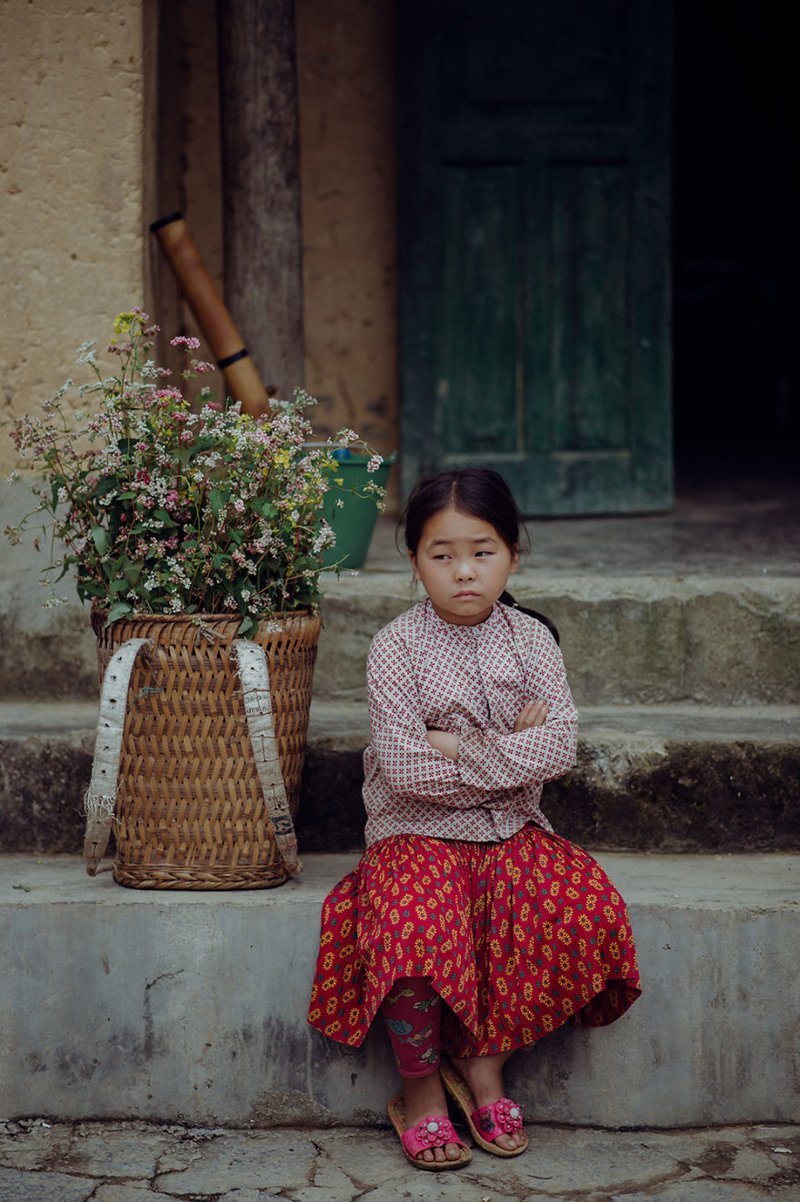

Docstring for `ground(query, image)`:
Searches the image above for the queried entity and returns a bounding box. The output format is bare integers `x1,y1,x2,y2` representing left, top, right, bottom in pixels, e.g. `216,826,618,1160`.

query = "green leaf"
90,525,109,555
54,558,74,584
187,435,217,457
237,614,257,638
153,508,178,527
94,475,119,499
109,579,129,595
250,498,277,519
105,601,133,625
78,580,105,599
124,562,143,586
210,487,229,515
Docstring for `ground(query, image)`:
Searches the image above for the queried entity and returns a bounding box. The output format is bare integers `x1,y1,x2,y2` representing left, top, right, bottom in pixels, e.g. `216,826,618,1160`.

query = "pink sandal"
441,1062,529,1158
387,1094,472,1171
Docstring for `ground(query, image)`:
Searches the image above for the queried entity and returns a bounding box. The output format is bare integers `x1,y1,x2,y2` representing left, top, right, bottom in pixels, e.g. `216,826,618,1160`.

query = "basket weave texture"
91,609,320,890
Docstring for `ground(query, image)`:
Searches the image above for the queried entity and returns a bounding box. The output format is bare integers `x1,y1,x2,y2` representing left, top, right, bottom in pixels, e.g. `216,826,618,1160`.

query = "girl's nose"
455,558,476,580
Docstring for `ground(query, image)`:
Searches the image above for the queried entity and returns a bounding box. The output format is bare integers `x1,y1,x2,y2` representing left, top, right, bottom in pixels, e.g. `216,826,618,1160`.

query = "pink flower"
170,335,201,351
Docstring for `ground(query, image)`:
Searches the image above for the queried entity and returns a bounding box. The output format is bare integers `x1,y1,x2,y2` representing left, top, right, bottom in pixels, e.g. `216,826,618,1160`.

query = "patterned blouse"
362,598,578,846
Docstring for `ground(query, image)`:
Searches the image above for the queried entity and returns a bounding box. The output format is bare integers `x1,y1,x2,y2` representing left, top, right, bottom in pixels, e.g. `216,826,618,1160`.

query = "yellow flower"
112,312,136,335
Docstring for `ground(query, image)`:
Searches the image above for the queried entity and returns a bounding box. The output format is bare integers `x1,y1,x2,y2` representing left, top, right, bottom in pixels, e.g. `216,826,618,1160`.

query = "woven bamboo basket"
88,609,320,890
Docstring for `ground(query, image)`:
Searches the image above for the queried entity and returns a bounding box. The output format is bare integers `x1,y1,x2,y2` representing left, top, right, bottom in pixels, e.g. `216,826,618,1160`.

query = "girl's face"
409,505,518,625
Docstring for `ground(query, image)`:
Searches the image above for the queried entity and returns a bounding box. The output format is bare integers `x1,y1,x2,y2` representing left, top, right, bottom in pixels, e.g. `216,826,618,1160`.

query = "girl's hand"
514,701,549,732
426,729,460,760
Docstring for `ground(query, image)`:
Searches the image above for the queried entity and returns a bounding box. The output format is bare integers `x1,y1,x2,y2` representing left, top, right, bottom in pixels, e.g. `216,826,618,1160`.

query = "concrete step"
2,700,798,855
313,572,800,705
1,851,797,1129
299,699,800,855
4,478,800,705
6,578,800,707
2,569,799,706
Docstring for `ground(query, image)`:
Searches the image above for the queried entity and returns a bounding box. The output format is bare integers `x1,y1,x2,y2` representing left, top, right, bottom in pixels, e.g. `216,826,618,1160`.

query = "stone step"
1,851,797,1129
299,700,800,855
2,700,798,855
4,479,800,705
313,572,800,705
3,570,799,705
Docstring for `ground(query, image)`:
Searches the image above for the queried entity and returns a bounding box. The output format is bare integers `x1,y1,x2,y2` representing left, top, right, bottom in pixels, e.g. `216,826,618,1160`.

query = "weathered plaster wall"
296,0,399,459
1,0,146,473
177,0,399,459
0,1,398,478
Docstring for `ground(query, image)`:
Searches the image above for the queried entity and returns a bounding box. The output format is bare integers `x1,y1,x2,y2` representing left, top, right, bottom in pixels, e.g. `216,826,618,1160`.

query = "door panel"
549,164,630,453
440,165,524,456
398,0,672,514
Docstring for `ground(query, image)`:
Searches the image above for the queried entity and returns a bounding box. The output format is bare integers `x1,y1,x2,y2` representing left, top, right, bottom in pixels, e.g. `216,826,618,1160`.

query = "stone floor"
0,1119,798,1201
365,474,800,578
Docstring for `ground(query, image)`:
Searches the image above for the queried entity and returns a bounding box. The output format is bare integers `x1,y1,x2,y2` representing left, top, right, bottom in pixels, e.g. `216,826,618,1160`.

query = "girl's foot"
401,1070,465,1164
448,1051,527,1154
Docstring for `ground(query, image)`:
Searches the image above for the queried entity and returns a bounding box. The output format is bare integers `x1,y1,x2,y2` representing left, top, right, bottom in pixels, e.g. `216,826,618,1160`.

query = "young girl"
307,468,640,1170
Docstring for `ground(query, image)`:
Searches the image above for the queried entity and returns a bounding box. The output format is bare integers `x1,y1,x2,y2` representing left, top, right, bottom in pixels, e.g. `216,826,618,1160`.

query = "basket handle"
232,639,302,878
83,634,303,880
84,637,153,875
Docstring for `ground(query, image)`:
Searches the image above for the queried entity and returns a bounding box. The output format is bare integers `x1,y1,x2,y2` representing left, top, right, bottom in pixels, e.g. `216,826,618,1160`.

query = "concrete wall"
1,0,146,475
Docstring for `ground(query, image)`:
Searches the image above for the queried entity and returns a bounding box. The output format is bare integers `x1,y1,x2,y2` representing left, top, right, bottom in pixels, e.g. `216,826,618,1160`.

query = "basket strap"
84,637,153,876
232,639,302,878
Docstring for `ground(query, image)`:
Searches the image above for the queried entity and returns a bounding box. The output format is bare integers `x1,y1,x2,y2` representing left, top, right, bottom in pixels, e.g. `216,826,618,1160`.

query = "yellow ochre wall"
1,0,146,473
296,0,398,458
2,0,399,477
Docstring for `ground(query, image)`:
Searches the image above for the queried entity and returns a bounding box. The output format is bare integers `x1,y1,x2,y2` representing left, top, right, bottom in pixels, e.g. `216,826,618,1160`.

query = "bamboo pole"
150,212,270,417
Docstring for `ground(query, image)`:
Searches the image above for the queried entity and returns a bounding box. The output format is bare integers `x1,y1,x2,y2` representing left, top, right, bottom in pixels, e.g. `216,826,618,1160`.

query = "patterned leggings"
380,976,441,1078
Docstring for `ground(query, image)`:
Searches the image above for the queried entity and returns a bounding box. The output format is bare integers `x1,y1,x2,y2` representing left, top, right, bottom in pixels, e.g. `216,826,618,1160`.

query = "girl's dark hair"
399,468,560,644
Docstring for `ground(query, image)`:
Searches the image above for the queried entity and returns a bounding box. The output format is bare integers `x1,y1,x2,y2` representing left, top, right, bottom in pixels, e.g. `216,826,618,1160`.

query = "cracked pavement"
0,1120,798,1201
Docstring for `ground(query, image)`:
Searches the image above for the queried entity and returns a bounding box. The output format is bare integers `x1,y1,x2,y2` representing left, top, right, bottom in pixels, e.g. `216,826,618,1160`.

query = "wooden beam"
218,0,305,400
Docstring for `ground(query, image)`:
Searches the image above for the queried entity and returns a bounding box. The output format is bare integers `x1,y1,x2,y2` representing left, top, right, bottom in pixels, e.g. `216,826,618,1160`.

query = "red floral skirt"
307,825,641,1057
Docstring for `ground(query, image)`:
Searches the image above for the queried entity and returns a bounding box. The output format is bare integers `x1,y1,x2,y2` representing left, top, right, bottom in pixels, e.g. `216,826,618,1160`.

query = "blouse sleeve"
457,624,578,791
366,627,487,808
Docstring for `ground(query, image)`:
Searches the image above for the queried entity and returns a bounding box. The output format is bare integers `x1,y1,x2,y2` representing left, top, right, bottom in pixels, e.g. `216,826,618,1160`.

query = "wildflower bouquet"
6,310,384,636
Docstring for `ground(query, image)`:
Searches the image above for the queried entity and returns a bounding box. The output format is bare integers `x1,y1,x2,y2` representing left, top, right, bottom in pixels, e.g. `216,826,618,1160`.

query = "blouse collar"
422,597,506,639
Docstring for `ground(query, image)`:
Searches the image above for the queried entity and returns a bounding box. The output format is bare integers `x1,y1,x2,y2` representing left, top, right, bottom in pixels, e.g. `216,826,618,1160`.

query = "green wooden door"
398,0,672,513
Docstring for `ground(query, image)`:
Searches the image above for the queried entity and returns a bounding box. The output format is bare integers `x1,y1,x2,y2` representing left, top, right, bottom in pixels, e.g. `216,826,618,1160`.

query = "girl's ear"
509,544,520,575
407,549,420,580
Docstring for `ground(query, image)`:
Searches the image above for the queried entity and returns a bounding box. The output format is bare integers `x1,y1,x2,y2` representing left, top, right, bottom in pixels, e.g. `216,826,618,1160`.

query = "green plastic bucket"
321,451,397,569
